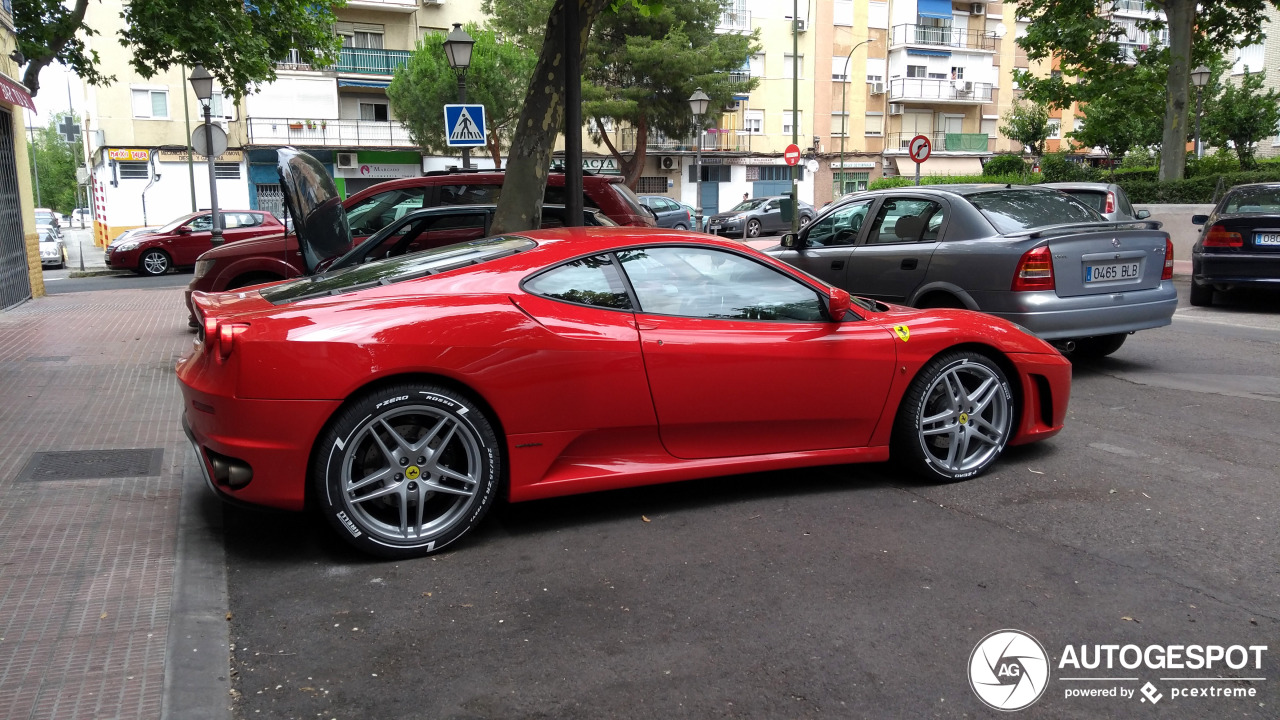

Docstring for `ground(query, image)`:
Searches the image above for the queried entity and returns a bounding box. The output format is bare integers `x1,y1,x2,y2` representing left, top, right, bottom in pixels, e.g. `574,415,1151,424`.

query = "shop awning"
892,156,985,177
337,79,391,89
917,0,956,19
0,74,36,111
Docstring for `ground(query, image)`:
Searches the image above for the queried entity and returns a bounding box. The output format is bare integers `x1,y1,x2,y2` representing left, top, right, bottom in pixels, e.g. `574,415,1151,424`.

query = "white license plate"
1256,232,1280,246
708,224,721,231
1085,261,1141,283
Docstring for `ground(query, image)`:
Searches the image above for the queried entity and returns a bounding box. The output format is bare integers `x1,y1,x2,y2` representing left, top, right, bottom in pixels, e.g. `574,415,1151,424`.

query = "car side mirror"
825,286,851,321
1191,214,1209,225
174,226,191,235
780,233,798,249
1135,209,1151,219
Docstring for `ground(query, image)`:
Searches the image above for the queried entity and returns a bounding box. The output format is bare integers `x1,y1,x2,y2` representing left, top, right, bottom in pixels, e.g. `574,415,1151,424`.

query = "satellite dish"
994,23,1007,38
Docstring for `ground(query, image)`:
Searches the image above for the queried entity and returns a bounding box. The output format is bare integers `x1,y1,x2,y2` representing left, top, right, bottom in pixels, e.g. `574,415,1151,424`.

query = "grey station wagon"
766,185,1178,358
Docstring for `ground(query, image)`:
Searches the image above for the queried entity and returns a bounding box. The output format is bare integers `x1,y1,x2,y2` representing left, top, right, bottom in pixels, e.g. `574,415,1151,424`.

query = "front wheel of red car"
892,351,1014,483
139,249,171,276
314,384,502,558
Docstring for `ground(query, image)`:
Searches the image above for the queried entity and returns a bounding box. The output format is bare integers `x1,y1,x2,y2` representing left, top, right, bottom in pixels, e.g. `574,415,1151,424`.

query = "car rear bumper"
971,282,1178,340
1193,251,1280,287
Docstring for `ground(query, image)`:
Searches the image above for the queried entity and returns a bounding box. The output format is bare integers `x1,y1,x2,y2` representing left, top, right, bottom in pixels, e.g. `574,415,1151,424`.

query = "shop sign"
108,148,150,161
336,163,420,179
155,149,245,163
582,157,620,174
830,161,878,169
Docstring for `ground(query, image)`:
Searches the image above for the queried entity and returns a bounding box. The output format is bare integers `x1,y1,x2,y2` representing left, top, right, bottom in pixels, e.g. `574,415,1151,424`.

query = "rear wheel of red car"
139,249,170,276
893,351,1014,482
314,384,502,558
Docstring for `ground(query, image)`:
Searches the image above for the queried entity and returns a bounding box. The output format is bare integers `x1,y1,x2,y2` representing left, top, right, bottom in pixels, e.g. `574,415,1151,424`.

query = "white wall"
245,74,340,120
97,159,251,228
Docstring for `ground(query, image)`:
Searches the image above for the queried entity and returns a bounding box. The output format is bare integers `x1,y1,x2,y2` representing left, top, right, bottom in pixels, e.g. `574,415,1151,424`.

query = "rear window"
261,236,536,304
968,189,1102,234
1223,188,1280,214
1061,190,1106,212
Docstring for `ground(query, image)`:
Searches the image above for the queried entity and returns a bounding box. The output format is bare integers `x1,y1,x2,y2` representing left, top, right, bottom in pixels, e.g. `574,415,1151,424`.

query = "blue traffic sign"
444,104,486,147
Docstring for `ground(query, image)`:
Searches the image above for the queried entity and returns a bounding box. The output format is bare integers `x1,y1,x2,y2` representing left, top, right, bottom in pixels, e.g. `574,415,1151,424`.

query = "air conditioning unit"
794,18,808,31
337,152,358,169
963,80,974,92
889,103,905,115
659,156,680,172
869,81,886,95
970,2,984,14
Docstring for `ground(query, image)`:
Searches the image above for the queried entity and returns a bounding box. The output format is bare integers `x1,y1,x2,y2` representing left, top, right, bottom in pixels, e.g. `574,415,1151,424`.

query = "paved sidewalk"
0,286,222,719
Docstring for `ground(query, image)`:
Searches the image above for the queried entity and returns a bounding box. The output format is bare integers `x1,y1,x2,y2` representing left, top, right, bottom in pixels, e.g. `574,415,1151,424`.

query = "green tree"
387,26,537,168
27,117,79,214
13,0,343,98
1012,0,1276,181
1000,100,1052,158
1069,58,1167,164
1202,70,1280,170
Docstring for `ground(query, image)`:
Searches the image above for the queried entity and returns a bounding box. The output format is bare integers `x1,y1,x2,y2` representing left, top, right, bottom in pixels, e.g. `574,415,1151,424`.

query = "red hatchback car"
178,149,1072,558
106,210,285,276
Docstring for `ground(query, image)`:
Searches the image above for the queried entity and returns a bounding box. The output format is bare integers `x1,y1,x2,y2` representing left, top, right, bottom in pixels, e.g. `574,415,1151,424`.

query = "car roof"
1041,182,1117,191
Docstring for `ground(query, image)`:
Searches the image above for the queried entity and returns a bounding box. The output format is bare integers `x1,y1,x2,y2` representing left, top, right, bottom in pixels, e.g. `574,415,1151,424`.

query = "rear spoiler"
1009,219,1164,241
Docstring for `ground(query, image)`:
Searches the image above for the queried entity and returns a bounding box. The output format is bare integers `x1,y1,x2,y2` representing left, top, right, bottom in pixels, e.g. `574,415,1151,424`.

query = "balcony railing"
889,78,993,103
890,24,996,51
246,117,417,148
1109,0,1152,13
717,9,751,32
885,131,991,153
729,70,751,83
616,127,751,153
335,47,411,75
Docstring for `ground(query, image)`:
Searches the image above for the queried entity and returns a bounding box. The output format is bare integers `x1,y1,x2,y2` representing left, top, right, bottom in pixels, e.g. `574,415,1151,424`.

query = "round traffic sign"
908,135,932,163
191,123,228,158
783,144,802,166
805,158,819,173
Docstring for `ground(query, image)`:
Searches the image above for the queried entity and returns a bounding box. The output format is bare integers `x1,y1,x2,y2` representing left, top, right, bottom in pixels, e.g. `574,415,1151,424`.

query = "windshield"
730,199,766,212
968,189,1101,234
1223,188,1280,214
261,236,536,304
155,212,202,234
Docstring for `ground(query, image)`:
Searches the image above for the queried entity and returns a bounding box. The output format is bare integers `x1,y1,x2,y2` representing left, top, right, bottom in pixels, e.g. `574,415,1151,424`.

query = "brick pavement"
0,286,197,720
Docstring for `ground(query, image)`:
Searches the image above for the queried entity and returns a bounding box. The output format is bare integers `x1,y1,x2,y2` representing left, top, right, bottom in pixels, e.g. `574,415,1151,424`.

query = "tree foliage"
387,26,537,168
1202,70,1280,170
27,116,80,214
1069,54,1166,162
13,0,343,98
1000,101,1052,157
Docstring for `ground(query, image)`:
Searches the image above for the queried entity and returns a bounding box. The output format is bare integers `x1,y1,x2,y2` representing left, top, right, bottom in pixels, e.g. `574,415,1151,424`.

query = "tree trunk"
487,128,503,169
1158,0,1195,182
491,0,609,235
622,120,648,190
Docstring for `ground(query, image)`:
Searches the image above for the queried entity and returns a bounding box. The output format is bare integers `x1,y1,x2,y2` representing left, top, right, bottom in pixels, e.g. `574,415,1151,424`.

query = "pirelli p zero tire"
314,384,502,558
893,351,1014,483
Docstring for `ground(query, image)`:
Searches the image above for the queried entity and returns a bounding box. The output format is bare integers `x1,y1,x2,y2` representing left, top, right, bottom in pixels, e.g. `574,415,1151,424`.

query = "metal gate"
0,108,32,310
255,183,285,224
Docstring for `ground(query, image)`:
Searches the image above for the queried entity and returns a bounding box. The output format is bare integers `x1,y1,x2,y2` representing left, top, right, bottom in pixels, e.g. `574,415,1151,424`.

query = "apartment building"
1239,4,1278,159
0,0,43,306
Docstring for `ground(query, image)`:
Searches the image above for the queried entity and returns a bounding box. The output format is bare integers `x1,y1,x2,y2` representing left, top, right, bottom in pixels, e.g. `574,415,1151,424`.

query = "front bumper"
970,282,1178,341
105,246,139,270
706,218,744,236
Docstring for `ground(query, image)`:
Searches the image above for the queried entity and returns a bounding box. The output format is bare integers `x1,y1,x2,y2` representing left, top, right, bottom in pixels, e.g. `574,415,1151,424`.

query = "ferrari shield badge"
894,325,910,342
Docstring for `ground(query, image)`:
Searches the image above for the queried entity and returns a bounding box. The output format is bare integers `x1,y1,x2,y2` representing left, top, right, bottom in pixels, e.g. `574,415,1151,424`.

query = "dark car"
638,195,693,230
707,196,815,238
766,184,1177,357
106,210,285,276
1189,182,1280,306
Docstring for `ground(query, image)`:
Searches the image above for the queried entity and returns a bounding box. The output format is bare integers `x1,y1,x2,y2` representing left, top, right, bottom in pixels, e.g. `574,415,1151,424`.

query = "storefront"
0,39,40,308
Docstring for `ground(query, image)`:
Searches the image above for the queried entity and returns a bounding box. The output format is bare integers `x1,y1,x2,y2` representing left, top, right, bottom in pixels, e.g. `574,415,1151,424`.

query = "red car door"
616,246,897,460
170,213,215,265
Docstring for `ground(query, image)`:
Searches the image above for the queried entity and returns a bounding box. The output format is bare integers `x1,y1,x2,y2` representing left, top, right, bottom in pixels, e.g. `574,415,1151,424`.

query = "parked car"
707,196,815,238
72,208,92,228
106,210,285,276
38,229,67,269
35,208,62,238
1041,182,1150,222
179,147,1071,558
638,195,693,229
766,184,1178,358
1189,182,1280,306
677,201,708,231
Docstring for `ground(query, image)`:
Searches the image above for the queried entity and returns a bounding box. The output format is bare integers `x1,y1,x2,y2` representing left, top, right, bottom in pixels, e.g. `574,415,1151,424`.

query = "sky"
26,62,88,130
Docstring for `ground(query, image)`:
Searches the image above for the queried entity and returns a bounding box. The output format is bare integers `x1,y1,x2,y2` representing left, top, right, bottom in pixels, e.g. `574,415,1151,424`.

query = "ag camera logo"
969,629,1051,711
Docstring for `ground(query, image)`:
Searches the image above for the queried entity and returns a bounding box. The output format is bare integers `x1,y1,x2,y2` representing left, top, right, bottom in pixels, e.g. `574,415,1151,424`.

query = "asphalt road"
41,228,194,294
221,281,1278,720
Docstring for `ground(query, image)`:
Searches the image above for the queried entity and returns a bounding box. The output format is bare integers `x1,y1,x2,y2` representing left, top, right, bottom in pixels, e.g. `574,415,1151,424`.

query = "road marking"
1173,309,1280,332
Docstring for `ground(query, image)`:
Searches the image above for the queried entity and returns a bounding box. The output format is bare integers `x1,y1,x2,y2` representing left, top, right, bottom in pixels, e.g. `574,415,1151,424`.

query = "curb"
68,270,131,279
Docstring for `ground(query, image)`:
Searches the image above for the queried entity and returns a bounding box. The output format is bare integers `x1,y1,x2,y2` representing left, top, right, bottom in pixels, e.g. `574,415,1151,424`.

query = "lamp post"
187,65,223,245
837,39,873,202
443,23,475,169
1190,65,1211,160
687,87,710,233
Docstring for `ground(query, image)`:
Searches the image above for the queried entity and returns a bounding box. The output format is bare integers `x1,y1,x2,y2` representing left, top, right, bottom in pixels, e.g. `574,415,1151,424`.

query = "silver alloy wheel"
746,219,761,237
916,360,1011,474
799,215,811,228
340,404,483,544
142,251,169,275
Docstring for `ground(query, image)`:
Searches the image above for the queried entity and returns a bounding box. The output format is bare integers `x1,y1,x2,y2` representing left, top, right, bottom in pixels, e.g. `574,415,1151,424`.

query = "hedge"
1116,167,1280,204
869,172,1043,190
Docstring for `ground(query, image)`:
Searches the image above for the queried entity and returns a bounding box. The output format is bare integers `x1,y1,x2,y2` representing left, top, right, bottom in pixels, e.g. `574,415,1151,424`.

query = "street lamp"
838,39,872,201
188,64,223,246
687,87,711,233
1190,65,1211,159
444,23,475,169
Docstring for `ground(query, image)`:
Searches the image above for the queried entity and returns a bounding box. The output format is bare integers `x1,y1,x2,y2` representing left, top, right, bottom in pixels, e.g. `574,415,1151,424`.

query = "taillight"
203,315,218,343
1161,238,1174,280
1203,224,1243,248
1012,245,1055,291
1104,191,1115,214
217,323,249,360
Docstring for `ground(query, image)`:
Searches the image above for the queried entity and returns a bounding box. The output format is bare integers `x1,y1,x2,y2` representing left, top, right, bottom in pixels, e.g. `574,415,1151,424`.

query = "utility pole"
26,111,42,207
790,0,799,233
182,65,197,212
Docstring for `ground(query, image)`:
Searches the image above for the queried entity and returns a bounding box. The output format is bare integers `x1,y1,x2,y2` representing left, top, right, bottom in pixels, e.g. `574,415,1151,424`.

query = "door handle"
901,258,918,270
831,260,844,270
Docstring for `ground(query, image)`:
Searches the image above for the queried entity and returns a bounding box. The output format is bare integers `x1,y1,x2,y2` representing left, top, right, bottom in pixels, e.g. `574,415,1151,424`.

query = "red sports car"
178,151,1071,558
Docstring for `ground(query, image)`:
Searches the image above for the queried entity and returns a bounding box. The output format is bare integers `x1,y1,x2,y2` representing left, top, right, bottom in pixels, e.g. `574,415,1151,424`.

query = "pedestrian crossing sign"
444,104,486,147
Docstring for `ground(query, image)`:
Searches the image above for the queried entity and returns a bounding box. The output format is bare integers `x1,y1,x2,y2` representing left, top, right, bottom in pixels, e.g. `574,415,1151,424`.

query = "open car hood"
277,147,353,273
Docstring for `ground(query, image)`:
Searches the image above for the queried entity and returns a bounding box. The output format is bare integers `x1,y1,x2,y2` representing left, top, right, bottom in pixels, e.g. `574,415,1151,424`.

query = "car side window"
543,186,601,209
189,215,213,231
865,198,946,244
617,246,825,321
764,200,780,212
1117,189,1136,217
346,188,427,235
524,255,632,310
439,184,502,205
804,200,873,247
424,212,488,231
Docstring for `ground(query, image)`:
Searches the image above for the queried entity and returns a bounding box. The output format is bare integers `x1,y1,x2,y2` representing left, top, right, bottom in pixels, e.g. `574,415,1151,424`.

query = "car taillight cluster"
1162,238,1174,280
1203,224,1243,248
1011,245,1055,291
1105,191,1115,214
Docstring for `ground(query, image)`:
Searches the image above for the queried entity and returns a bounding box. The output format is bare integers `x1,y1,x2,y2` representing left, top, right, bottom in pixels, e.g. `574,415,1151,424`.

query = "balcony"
335,47,411,75
885,131,991,153
1108,0,1155,14
616,127,751,153
889,78,993,103
344,0,418,11
717,8,751,32
246,117,417,148
890,24,996,52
